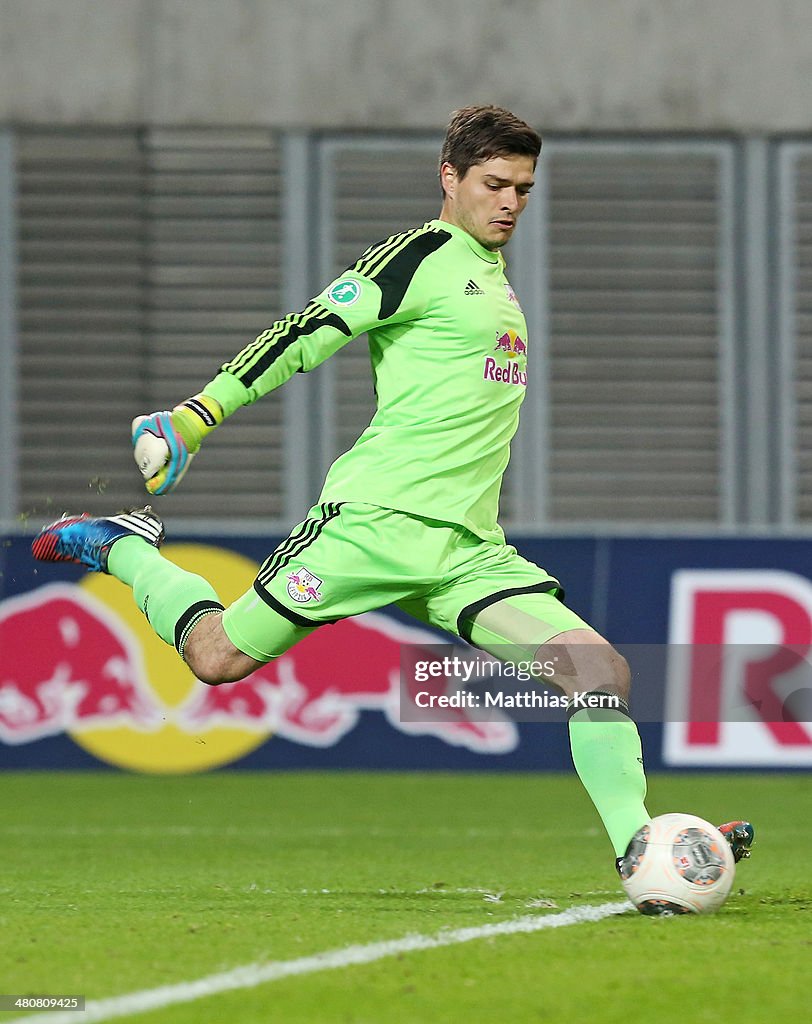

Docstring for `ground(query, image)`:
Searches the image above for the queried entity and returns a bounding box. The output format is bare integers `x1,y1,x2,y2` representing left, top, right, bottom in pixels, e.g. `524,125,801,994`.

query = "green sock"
107,537,223,654
568,704,650,857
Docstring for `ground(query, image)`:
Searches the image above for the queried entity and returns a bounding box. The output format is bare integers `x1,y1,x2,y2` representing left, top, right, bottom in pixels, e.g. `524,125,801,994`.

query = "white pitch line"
8,901,631,1024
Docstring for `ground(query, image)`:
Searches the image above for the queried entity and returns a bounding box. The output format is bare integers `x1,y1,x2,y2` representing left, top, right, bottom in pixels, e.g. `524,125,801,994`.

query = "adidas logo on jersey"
464,279,484,295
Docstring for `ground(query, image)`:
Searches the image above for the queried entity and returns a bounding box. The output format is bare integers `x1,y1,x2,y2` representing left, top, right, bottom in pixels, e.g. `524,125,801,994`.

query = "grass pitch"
0,771,808,1023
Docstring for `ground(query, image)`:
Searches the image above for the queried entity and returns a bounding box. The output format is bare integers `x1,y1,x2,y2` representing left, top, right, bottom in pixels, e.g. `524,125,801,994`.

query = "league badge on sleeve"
327,278,362,307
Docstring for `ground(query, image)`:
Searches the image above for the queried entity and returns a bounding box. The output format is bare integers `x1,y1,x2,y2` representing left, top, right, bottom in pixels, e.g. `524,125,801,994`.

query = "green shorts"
222,502,593,661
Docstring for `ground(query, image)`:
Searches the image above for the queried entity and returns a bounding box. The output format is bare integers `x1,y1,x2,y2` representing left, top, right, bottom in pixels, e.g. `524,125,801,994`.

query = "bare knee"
601,646,631,702
536,628,631,702
182,613,265,685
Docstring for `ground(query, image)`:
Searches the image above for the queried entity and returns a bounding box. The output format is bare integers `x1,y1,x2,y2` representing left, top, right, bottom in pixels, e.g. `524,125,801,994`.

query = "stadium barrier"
2,532,811,772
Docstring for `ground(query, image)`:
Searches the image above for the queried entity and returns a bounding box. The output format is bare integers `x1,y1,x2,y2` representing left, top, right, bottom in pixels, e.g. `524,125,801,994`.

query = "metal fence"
1,128,810,534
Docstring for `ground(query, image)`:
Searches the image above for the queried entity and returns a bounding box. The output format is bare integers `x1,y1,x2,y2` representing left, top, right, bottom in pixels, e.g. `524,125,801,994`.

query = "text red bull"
483,357,527,387
665,569,812,766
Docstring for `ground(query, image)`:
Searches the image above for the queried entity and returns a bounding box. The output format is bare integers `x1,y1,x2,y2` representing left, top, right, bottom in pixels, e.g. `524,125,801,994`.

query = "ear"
440,162,458,199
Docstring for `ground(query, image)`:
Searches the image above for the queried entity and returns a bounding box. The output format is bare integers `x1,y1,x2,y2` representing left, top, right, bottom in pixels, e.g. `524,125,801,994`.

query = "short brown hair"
439,105,542,194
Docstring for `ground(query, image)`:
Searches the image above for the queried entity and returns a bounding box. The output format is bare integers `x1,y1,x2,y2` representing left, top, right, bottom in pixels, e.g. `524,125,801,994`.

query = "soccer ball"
618,813,736,916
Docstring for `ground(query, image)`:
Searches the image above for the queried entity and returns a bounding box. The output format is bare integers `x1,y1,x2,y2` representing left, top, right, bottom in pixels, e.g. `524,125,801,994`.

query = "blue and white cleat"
32,506,165,573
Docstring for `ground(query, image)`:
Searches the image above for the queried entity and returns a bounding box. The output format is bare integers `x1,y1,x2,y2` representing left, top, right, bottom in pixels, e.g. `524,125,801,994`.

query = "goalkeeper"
32,105,753,869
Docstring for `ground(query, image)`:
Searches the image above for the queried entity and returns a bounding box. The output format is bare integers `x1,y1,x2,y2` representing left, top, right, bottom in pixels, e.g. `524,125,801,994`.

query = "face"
439,153,535,250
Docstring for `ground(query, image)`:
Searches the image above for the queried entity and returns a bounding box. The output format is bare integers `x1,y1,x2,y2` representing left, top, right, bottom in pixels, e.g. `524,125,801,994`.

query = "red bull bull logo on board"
2,544,518,772
0,583,162,744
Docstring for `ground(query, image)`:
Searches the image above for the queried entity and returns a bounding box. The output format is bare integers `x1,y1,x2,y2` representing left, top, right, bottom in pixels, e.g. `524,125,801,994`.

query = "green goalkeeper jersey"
203,219,529,544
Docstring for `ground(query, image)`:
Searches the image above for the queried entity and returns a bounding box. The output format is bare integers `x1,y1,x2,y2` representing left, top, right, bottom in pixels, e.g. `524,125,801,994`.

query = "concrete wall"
1,0,811,130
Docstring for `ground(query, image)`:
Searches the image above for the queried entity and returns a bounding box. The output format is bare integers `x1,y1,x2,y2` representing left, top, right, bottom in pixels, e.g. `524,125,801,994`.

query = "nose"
501,188,520,212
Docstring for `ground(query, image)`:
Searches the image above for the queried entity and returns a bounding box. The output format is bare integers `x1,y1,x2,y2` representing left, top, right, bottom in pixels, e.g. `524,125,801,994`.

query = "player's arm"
133,227,447,494
132,299,363,494
223,226,450,405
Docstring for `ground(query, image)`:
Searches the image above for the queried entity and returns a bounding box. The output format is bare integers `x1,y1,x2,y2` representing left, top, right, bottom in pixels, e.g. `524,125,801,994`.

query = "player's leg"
45,501,449,682
112,530,299,683
31,506,270,682
418,536,649,859
197,503,462,684
174,503,455,680
180,607,314,684
458,583,754,863
468,597,650,859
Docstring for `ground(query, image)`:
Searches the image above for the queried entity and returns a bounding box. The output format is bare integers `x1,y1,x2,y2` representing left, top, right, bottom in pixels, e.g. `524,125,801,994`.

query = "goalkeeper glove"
132,395,224,495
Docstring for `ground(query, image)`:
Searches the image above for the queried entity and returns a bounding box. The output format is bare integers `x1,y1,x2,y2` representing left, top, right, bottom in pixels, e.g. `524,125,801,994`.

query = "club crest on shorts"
286,566,323,604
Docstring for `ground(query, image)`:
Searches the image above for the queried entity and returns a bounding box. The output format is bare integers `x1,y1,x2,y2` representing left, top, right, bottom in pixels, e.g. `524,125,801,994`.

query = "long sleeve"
200,224,449,417
202,301,353,415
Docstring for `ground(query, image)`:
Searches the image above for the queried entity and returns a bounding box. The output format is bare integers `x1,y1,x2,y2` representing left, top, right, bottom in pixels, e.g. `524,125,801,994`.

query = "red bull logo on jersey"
287,566,323,604
494,330,527,357
484,330,527,386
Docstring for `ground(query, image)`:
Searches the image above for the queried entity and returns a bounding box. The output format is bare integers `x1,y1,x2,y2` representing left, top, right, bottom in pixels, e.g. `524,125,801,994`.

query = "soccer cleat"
32,506,165,573
717,820,755,862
